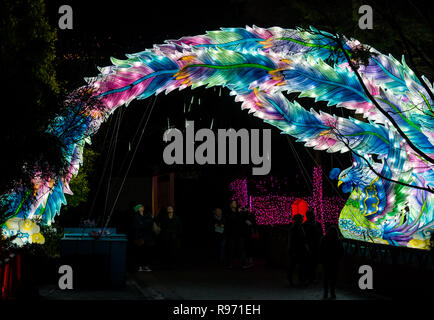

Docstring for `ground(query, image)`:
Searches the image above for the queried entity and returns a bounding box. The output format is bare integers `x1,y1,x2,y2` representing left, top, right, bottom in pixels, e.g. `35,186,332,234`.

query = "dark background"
45,0,355,246
3,0,434,251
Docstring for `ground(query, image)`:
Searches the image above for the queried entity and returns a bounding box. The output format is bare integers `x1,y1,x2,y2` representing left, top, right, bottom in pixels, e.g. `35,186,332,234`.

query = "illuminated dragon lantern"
1,26,433,249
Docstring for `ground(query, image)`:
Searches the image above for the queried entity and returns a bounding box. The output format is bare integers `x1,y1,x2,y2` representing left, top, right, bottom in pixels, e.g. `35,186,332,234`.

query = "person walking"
303,210,323,284
240,206,256,269
211,207,226,265
134,204,155,272
319,225,344,299
160,206,182,268
224,200,243,269
287,214,309,286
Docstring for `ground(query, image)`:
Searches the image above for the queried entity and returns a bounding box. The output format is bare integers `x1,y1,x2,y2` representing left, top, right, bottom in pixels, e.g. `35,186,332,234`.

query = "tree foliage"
0,0,64,196
0,0,99,223
66,147,100,208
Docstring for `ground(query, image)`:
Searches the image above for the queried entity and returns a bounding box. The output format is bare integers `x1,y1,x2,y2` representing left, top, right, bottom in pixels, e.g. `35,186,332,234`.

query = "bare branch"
330,33,434,166
328,121,434,194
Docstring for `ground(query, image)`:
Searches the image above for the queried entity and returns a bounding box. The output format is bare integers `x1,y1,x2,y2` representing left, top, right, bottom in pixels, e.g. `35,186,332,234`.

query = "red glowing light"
292,198,308,222
229,166,345,234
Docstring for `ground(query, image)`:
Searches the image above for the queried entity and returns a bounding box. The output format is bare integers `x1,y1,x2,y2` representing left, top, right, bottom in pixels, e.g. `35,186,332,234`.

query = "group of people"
132,200,344,299
132,204,182,272
287,210,344,299
211,200,258,269
133,199,258,271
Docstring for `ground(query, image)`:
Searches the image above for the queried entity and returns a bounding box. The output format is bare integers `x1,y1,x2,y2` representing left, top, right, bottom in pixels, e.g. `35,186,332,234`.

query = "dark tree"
0,0,64,202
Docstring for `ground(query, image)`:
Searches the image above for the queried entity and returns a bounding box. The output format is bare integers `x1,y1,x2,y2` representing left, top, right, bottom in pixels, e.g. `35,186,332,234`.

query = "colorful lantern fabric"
2,217,44,246
0,26,433,249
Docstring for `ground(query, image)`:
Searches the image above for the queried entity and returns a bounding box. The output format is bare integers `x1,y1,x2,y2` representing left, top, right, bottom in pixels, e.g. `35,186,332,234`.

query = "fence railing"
264,225,434,269
0,252,21,300
341,238,434,269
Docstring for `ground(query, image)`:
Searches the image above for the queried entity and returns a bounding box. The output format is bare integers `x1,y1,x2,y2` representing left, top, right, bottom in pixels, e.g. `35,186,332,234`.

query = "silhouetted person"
211,207,226,265
151,207,167,265
160,206,182,268
134,204,155,272
303,210,323,284
319,225,344,299
240,206,256,269
287,214,309,286
224,200,243,268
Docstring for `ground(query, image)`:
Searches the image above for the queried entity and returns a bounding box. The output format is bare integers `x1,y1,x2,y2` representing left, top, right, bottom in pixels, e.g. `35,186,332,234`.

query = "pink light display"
230,166,346,233
228,178,248,209
312,166,325,234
